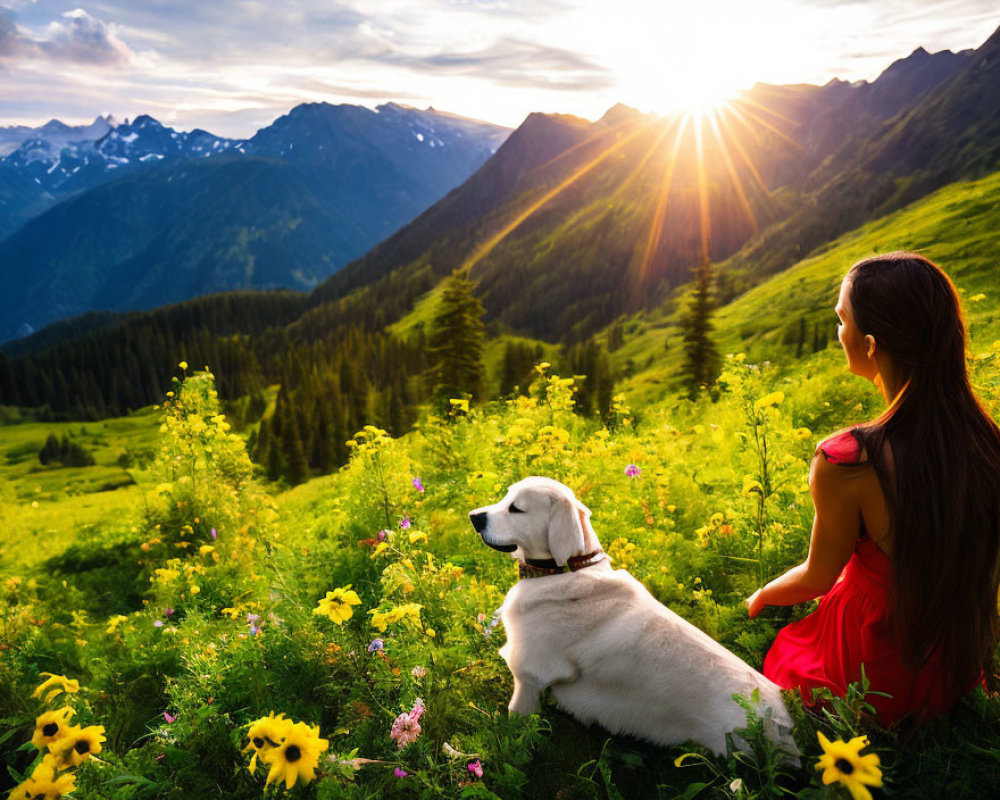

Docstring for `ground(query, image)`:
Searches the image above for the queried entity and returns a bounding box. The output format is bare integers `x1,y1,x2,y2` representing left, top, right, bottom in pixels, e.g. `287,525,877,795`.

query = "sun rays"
462,94,798,296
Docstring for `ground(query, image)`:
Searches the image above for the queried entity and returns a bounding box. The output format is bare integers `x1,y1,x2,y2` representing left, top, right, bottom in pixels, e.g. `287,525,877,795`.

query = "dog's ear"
548,491,585,566
576,500,596,549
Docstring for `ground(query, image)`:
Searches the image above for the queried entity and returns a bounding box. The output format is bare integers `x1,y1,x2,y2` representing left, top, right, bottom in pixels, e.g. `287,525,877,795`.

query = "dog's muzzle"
470,511,518,553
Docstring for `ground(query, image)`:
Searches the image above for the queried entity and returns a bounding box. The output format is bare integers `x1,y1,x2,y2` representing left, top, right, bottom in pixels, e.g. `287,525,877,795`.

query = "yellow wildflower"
178,360,188,370
13,760,76,800
243,711,294,775
754,391,785,411
105,614,128,635
31,706,75,751
312,586,362,625
32,673,80,705
261,721,329,790
793,427,812,441
47,724,106,768
449,398,470,413
815,731,882,800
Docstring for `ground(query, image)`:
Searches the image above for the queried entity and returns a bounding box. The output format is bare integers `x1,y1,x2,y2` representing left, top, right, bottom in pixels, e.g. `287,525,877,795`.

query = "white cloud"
0,1,996,136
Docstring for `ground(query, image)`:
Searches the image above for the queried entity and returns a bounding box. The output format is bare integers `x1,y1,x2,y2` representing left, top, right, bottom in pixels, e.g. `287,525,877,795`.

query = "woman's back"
818,427,895,558
764,427,988,724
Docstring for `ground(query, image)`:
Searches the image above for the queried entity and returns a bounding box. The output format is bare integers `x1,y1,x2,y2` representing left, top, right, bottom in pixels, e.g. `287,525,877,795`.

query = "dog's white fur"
470,476,798,758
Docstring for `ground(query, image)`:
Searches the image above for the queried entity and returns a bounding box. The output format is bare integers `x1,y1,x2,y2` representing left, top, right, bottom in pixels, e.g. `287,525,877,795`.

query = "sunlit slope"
0,409,158,570
615,169,1000,407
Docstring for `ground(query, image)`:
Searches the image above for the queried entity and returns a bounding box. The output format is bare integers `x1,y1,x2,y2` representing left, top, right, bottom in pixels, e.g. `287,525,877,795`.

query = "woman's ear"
865,334,876,359
548,492,585,566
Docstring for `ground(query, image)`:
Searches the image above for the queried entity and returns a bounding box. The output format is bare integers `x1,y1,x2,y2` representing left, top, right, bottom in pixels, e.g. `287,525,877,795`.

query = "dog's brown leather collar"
518,550,608,580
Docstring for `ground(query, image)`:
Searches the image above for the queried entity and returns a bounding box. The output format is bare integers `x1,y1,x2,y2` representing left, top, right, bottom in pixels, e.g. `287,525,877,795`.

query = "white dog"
469,476,799,759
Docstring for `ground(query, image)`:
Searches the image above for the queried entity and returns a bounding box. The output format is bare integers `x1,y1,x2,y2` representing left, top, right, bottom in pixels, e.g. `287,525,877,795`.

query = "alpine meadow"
2,5,1000,800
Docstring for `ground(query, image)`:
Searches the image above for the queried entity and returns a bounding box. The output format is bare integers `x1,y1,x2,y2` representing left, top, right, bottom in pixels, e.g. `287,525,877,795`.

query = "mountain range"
1,22,999,396
0,103,510,340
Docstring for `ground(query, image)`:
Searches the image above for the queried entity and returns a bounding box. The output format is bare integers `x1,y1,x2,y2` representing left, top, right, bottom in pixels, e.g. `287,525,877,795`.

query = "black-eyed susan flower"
260,721,329,790
46,724,106,768
243,711,294,775
31,706,75,750
7,759,76,800
312,586,362,624
31,673,80,705
815,731,883,800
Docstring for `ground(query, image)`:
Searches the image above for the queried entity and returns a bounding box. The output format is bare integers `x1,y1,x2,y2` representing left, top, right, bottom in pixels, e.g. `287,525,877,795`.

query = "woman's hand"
745,588,767,619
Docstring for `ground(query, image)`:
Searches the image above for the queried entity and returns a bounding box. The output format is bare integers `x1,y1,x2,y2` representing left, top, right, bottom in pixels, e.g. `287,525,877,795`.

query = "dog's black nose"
470,511,487,533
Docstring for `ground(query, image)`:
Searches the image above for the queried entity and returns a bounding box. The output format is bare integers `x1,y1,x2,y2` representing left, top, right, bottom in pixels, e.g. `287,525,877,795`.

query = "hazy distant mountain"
0,114,240,239
0,115,117,157
0,102,510,342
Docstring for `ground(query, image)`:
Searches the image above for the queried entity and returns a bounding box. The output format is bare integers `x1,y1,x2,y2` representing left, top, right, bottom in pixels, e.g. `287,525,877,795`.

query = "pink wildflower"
211,528,217,539
625,464,641,478
163,712,176,724
377,529,389,542
389,699,425,749
412,476,425,493
400,518,411,530
394,767,408,778
468,759,483,778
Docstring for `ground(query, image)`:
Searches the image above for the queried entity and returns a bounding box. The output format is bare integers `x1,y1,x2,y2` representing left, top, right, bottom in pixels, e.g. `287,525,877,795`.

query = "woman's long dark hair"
846,251,1000,705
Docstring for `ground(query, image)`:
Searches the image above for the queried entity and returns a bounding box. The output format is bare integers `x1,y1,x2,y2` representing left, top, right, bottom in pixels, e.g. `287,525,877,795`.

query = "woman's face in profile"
837,276,875,380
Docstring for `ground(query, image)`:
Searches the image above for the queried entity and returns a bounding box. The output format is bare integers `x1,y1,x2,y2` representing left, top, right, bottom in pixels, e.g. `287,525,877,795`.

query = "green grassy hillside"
612,168,1000,406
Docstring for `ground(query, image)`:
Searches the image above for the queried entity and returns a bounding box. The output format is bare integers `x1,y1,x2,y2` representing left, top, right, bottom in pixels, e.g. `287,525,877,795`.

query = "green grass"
0,408,161,572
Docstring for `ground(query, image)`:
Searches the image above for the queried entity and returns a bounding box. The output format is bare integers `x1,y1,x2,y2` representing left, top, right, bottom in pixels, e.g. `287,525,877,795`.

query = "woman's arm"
746,449,863,618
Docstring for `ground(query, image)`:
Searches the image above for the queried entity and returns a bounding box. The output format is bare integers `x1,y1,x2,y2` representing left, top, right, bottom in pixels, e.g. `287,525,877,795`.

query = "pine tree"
283,403,308,486
427,270,487,406
679,256,722,400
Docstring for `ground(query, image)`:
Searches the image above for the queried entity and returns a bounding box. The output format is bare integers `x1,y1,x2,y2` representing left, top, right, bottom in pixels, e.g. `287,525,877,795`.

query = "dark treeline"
39,432,95,467
0,291,310,416
248,328,426,486
0,262,622,487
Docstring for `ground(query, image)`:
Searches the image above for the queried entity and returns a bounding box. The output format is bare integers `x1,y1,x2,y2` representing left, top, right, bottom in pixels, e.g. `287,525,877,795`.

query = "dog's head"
468,476,600,566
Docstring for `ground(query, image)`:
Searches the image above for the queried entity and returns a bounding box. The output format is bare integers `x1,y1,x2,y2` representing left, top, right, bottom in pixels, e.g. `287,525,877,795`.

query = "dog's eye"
508,503,525,514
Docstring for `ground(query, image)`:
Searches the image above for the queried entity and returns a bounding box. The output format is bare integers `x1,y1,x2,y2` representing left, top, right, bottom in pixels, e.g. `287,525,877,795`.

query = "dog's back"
501,566,798,758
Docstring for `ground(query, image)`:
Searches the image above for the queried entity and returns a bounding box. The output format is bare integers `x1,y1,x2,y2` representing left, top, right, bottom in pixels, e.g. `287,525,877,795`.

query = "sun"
565,0,817,118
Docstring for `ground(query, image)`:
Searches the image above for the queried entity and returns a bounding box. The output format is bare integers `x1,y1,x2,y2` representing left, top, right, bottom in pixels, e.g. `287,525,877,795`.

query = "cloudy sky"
1,0,997,137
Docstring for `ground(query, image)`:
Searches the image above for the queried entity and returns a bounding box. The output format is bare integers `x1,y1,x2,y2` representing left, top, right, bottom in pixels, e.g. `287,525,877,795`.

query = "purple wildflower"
377,529,389,542
154,620,164,628
625,464,641,478
367,638,384,653
468,759,483,778
210,527,217,540
248,623,260,636
163,712,176,724
400,518,411,530
247,613,260,623
412,476,425,493
164,607,175,617
394,767,408,778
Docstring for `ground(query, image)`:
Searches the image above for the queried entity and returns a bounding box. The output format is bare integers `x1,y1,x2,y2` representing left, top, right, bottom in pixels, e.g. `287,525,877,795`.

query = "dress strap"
817,428,863,465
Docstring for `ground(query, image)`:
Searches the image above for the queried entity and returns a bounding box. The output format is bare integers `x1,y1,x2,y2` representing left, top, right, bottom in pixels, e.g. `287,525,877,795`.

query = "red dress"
762,428,987,726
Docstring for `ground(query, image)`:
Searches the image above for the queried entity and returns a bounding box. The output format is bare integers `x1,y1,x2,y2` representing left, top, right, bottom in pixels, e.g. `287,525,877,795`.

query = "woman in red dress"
745,251,1000,727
